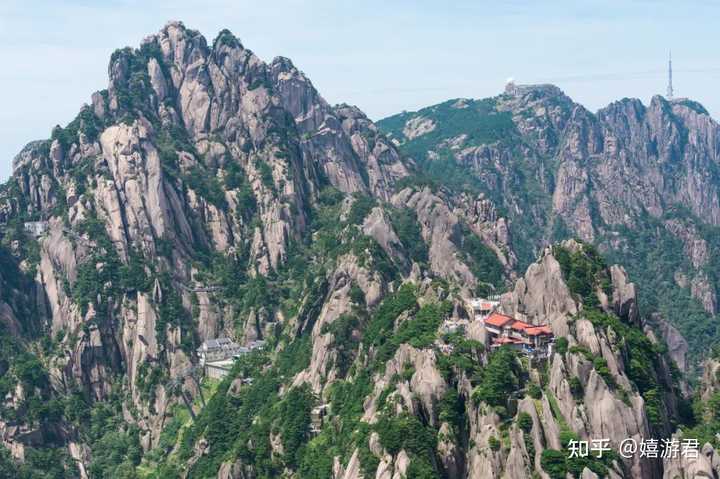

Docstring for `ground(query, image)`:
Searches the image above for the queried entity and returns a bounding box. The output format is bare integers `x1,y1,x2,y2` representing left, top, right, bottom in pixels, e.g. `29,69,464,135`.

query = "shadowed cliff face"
0,21,714,479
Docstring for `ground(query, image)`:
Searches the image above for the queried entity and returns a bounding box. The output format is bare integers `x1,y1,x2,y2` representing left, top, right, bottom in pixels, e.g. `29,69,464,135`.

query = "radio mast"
667,51,674,100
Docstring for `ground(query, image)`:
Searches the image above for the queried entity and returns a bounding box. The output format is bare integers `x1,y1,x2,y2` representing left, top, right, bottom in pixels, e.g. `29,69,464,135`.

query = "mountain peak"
505,82,566,98
156,19,197,40
1,21,719,479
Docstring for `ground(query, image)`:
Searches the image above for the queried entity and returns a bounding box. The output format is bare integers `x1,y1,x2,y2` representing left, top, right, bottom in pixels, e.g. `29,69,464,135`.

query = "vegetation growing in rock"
388,207,428,264
605,212,720,365
457,224,506,295
472,347,523,412
0,21,716,479
553,242,611,309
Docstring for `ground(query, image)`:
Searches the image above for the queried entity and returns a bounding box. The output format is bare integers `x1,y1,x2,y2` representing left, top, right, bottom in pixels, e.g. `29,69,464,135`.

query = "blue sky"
2,0,720,180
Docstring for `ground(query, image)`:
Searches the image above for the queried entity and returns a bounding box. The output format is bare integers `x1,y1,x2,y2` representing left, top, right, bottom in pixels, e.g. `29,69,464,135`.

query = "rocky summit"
0,21,719,479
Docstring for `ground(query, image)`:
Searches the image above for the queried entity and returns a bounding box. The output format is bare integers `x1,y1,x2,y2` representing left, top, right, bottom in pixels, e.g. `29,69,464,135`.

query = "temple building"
467,297,500,320
196,337,267,379
197,337,245,366
483,312,554,357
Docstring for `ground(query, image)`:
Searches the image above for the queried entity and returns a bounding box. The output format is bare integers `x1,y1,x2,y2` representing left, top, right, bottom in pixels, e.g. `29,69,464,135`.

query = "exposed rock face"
487,244,695,478
552,350,654,478
361,344,446,426
452,192,517,271
662,440,720,479
690,273,717,315
437,422,462,478
390,187,513,293
701,359,720,402
0,21,713,479
503,246,577,335
392,188,476,289
663,358,720,478
0,21,419,475
303,243,687,478
7,21,410,273
654,314,689,372
609,264,639,325
378,85,720,369
591,97,720,227
664,219,709,270
98,120,194,256
362,207,408,271
292,254,384,394
217,459,256,479
402,116,436,140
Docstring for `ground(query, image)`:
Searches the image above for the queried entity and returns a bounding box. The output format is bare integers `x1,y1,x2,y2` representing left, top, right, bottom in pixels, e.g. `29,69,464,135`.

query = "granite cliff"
0,22,717,479
379,85,720,365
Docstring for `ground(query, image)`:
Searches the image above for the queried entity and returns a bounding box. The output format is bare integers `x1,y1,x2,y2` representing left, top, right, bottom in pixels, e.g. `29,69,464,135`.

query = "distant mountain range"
0,22,718,479
378,85,720,366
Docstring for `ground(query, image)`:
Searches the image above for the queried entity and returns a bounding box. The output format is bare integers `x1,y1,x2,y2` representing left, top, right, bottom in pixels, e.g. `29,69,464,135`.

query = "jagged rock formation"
306,241,701,479
662,358,720,478
0,21,715,479
651,314,689,373
378,87,720,366
0,22,513,478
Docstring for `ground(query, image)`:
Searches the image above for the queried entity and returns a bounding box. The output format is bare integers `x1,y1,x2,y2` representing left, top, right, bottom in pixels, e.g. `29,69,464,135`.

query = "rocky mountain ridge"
0,21,717,479
378,84,720,365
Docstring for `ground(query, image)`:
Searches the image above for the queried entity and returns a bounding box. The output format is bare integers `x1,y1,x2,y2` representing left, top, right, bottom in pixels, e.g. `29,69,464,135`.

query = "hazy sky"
2,0,720,180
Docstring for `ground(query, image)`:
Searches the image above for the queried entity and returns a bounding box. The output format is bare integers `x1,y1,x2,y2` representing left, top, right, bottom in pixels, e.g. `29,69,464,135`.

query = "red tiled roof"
484,312,515,328
511,320,531,331
525,325,552,336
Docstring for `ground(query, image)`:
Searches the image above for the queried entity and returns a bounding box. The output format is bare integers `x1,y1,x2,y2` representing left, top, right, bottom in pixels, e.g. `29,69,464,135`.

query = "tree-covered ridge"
139,280,451,478
378,86,720,367
0,20,718,479
378,96,523,206
377,97,517,157
552,242,611,310
137,241,695,479
0,130,502,477
599,210,720,368
553,242,691,432
379,95,556,270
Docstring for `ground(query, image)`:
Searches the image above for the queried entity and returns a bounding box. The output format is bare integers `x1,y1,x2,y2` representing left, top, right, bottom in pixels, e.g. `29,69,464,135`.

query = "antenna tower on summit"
667,51,674,100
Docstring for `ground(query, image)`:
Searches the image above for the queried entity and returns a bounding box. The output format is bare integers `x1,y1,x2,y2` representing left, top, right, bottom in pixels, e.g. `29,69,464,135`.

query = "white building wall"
205,364,230,380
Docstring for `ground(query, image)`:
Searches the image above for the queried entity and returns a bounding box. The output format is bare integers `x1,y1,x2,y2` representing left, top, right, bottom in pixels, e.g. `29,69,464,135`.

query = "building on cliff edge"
197,337,266,379
483,312,554,358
